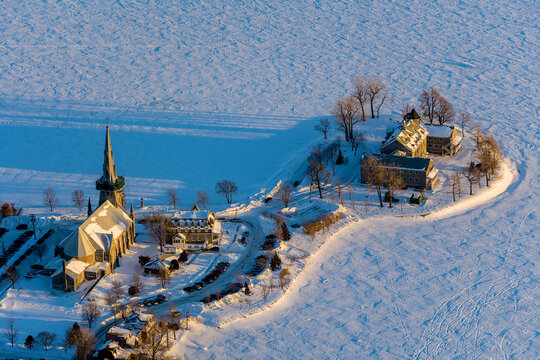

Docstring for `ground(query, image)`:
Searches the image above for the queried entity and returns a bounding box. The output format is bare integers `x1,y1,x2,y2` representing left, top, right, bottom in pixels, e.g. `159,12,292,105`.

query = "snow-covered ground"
0,0,538,358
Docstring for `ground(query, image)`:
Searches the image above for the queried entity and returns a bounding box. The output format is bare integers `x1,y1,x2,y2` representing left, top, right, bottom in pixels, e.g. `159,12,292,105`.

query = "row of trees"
41,177,237,213
331,75,389,142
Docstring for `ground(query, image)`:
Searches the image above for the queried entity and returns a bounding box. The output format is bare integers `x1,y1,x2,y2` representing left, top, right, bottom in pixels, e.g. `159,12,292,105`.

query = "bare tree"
261,283,270,303
74,328,96,360
435,97,455,125
350,131,365,155
322,142,339,175
363,156,384,207
167,304,179,340
5,318,18,347
36,331,56,351
332,95,359,142
307,159,331,199
401,103,413,117
166,187,179,209
43,186,58,212
279,268,291,289
131,274,144,294
139,327,165,360
65,325,97,360
353,75,369,122
450,172,462,201
111,279,124,301
384,168,405,208
276,183,293,208
144,211,171,253
420,87,441,124
462,163,480,195
72,190,85,210
104,291,117,319
335,178,345,206
5,265,17,289
215,180,238,204
159,269,170,288
459,111,471,137
196,190,210,208
314,118,331,139
367,77,387,118
477,134,503,187
81,300,101,329
376,93,390,118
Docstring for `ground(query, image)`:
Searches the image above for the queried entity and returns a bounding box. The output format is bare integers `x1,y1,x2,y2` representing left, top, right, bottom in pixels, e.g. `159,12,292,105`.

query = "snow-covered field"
0,0,538,358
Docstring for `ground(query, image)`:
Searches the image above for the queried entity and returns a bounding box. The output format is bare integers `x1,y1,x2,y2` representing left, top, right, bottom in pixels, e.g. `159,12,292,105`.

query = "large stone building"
424,124,462,156
360,153,439,190
170,204,222,251
53,126,135,292
380,114,428,158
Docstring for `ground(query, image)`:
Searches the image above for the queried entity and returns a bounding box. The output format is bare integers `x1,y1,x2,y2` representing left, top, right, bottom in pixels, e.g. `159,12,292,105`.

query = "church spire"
96,123,125,208
103,124,118,184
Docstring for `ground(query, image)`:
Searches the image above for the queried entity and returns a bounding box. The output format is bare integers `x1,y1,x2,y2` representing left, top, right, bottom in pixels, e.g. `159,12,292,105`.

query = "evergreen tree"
336,150,344,165
281,222,291,241
244,282,251,295
87,198,92,217
179,251,189,262
24,335,35,349
270,253,282,271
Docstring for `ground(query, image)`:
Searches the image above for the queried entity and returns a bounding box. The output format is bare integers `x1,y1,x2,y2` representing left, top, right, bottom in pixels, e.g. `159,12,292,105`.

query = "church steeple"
103,124,119,184
96,123,126,208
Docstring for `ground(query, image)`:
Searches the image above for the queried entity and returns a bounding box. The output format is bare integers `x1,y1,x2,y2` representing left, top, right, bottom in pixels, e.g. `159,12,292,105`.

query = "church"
53,125,136,292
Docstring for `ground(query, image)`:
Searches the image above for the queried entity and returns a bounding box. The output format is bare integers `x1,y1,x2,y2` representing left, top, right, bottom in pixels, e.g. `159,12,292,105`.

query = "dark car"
143,299,154,307
183,286,194,293
156,294,168,303
194,281,204,290
31,264,45,270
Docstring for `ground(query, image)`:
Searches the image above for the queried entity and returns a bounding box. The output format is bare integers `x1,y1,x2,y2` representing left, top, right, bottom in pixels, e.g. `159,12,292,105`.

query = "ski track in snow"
0,0,538,358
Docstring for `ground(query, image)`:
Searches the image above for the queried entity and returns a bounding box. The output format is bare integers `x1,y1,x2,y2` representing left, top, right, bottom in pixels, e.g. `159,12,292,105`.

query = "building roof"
381,119,428,153
174,210,211,220
424,124,454,138
363,153,432,171
59,200,132,258
53,259,89,279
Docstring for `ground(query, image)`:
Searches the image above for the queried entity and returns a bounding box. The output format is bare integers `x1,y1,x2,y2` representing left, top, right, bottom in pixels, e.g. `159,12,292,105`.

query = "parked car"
194,281,204,290
156,294,168,303
183,286,194,293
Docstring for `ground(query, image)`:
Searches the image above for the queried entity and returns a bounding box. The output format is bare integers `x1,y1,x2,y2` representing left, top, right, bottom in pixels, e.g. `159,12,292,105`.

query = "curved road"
94,214,265,341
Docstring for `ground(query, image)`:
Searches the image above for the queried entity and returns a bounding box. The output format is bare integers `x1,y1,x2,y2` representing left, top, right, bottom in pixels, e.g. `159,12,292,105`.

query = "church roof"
59,200,132,258
60,228,96,258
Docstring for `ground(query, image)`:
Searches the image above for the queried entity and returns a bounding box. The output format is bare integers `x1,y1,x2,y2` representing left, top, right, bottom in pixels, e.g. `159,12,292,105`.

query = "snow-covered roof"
363,153,432,171
425,124,454,138
82,200,132,248
143,257,168,270
59,200,132,258
381,119,428,153
53,259,89,279
174,210,211,220
107,326,132,338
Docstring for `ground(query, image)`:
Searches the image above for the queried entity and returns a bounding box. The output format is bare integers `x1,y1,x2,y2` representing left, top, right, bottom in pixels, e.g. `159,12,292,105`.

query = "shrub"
128,286,139,296
179,251,188,262
303,212,344,239
270,253,282,271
